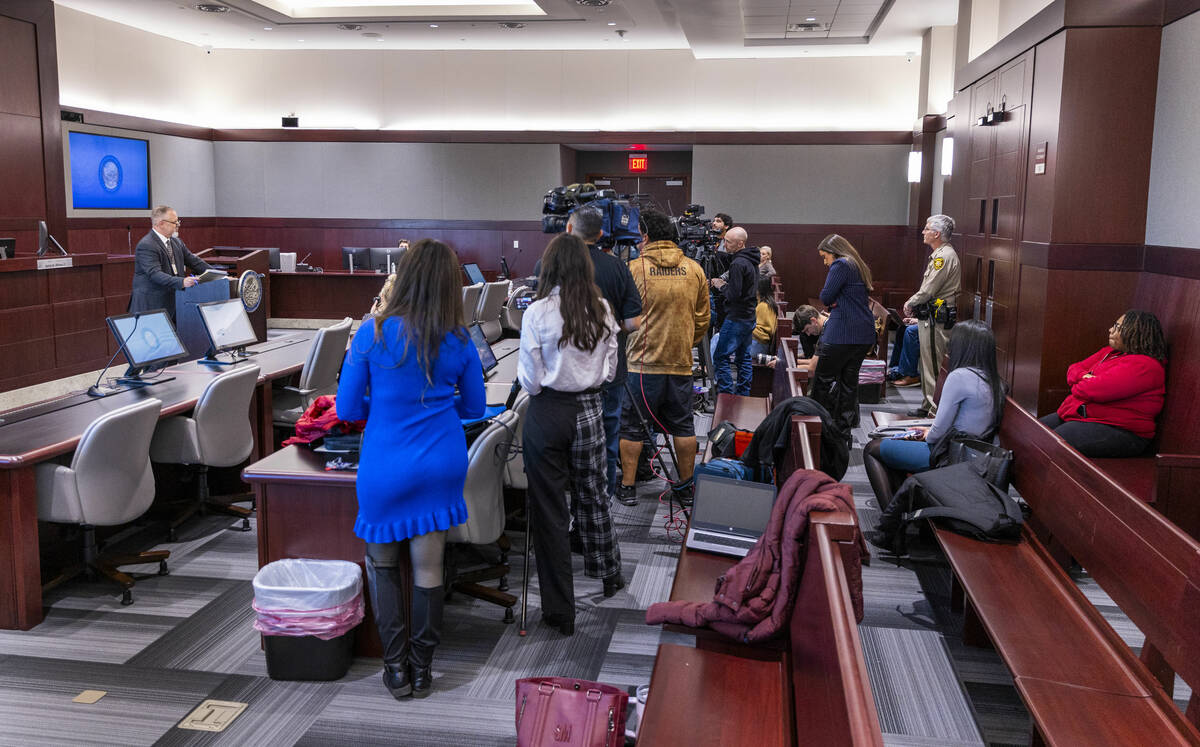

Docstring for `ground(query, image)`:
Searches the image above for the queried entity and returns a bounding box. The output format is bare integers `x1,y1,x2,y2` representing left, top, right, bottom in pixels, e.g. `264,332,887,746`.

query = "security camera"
203,44,214,54
905,51,914,63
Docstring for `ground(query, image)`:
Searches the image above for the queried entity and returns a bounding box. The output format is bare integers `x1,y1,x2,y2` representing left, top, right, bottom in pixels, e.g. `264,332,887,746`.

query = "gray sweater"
927,367,998,445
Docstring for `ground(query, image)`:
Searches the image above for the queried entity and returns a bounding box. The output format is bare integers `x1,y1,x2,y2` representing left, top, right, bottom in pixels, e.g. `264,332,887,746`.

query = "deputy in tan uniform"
902,214,961,416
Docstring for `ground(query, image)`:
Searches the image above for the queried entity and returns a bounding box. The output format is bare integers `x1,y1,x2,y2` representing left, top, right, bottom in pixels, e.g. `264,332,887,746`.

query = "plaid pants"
523,388,622,619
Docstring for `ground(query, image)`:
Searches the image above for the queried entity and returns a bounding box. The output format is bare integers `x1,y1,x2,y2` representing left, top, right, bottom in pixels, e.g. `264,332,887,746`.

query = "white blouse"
518,287,618,396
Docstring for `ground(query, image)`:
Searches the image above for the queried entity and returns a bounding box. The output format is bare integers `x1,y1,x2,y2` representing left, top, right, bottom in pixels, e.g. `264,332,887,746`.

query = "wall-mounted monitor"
68,131,152,210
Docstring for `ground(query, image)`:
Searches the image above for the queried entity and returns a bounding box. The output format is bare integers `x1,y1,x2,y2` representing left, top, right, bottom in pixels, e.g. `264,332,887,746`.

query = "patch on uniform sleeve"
933,257,945,270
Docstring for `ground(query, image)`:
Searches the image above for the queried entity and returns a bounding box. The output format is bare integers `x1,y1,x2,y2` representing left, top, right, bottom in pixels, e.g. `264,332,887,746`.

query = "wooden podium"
196,248,271,344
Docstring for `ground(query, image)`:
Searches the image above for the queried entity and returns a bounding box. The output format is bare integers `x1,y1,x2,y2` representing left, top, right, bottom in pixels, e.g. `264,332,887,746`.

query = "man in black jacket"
710,227,760,395
129,205,213,320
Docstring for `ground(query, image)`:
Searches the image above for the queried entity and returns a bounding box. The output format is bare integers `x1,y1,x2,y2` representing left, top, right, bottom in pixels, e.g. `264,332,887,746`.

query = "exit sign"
628,154,648,173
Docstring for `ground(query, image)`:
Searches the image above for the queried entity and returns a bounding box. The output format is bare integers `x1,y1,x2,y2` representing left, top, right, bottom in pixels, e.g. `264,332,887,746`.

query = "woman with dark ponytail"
519,233,623,636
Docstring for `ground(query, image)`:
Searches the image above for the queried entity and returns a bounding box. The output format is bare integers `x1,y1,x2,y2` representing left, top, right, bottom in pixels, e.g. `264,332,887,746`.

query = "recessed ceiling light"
607,22,616,25
263,26,272,30
806,17,816,21
429,23,438,28
297,39,304,42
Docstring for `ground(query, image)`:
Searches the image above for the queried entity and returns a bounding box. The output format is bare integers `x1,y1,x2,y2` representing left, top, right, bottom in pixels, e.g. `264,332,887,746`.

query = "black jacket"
740,395,849,481
722,246,761,322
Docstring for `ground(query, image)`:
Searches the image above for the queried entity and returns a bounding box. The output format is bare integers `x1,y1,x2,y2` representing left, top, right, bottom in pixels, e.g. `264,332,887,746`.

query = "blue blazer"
128,231,212,318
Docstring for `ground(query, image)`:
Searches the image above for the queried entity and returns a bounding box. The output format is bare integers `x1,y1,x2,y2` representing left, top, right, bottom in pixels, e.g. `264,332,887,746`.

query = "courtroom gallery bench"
638,393,882,746
927,398,1200,744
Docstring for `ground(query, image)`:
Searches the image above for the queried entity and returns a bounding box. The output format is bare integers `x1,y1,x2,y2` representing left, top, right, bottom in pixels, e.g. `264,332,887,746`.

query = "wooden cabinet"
957,51,1033,382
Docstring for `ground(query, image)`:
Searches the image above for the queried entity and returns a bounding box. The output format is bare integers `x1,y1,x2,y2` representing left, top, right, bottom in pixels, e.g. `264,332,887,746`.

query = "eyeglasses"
161,218,182,227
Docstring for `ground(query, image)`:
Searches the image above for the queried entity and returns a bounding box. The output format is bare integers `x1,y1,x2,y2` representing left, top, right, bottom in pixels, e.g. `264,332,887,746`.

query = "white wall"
968,0,1053,61
692,145,911,225
55,5,920,132
926,26,957,114
214,141,560,220
63,122,216,218
1146,11,1200,249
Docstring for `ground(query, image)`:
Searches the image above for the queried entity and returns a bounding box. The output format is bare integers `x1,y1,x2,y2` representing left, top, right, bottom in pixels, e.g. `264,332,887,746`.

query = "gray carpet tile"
297,692,515,747
126,582,258,672
0,607,178,663
44,573,247,620
621,541,682,612
860,626,984,745
0,656,225,747
154,673,341,746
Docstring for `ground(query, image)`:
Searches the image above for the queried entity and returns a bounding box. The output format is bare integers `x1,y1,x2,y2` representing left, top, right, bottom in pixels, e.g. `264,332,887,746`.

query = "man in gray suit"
129,205,212,319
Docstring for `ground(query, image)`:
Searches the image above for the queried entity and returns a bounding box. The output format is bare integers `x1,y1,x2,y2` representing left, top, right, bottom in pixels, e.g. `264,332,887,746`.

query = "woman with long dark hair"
518,233,622,636
337,239,486,700
809,234,876,436
863,320,1005,507
747,274,779,359
1040,310,1166,457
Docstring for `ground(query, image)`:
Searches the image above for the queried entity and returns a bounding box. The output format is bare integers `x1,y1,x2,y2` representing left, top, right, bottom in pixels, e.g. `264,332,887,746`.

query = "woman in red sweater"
1040,310,1167,457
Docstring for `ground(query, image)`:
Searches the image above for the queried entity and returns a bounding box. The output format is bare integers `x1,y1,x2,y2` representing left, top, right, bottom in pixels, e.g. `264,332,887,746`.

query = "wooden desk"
0,331,319,630
242,445,385,657
269,271,386,319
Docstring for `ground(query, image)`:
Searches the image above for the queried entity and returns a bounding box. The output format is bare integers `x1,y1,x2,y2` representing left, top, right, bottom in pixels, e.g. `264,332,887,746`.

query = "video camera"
672,204,729,280
541,183,642,250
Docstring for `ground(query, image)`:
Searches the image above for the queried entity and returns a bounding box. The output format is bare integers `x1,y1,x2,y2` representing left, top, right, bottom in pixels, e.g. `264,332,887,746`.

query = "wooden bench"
640,395,882,746
933,397,1200,744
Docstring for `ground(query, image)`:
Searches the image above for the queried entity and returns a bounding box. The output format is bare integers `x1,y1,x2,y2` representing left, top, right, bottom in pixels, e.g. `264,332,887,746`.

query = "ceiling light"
806,17,816,21
298,39,305,42
607,22,616,26
430,23,439,27
362,32,381,38
192,3,229,12
338,24,363,31
263,27,272,30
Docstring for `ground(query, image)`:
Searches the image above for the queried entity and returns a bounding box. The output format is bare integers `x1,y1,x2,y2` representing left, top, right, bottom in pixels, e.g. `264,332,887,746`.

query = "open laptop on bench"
469,323,499,380
685,474,778,558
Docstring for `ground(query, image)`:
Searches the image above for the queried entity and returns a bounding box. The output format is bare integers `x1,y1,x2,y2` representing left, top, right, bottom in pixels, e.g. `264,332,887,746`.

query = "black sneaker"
672,482,694,508
615,484,638,506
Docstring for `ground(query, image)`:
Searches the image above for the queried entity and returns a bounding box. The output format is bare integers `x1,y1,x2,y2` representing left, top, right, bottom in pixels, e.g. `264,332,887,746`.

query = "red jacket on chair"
1056,347,1165,440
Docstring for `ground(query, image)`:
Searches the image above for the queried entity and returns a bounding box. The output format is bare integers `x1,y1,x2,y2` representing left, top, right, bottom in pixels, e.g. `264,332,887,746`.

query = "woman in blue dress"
337,239,486,700
862,320,1005,508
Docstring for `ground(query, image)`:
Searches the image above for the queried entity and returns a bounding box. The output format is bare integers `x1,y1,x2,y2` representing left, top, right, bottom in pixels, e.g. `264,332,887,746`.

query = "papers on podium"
197,269,229,283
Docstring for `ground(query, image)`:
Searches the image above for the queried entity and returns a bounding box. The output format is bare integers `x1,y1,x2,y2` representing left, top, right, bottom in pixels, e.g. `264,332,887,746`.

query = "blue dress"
336,318,486,543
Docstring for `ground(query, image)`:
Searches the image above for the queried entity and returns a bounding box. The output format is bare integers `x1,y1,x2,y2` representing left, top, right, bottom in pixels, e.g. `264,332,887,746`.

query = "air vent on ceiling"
338,24,364,31
576,0,612,6
192,3,230,12
499,22,526,29
787,21,827,32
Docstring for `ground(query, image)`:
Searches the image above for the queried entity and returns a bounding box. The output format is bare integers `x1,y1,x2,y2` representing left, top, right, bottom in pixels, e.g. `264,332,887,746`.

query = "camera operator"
707,213,734,331
710,227,760,395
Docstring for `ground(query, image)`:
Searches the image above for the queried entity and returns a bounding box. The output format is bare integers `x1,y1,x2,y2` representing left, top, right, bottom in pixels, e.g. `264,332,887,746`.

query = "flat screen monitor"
0,238,13,259
342,247,370,271
106,310,188,377
68,131,151,210
36,221,65,256
197,298,258,360
463,262,486,285
369,247,403,273
468,323,498,376
247,247,280,270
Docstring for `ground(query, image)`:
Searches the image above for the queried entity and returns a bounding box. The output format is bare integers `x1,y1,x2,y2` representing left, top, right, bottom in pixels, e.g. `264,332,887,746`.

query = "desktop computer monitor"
247,247,281,270
369,247,403,273
463,262,486,285
342,247,370,272
196,298,258,362
468,323,498,377
106,310,189,381
0,238,13,259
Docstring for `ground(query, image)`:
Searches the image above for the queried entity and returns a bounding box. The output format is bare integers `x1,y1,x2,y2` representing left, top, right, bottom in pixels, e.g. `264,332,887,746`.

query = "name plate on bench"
37,257,73,270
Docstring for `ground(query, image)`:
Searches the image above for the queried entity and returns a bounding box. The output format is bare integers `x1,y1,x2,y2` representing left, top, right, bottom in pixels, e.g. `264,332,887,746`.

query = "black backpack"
866,461,1023,556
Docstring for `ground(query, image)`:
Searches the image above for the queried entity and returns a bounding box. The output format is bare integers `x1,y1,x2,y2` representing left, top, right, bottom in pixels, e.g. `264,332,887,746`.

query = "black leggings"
1038,413,1150,458
809,342,873,436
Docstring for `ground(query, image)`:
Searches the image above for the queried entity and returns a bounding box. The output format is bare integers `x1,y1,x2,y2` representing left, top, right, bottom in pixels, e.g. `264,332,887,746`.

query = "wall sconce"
907,151,922,183
941,138,954,176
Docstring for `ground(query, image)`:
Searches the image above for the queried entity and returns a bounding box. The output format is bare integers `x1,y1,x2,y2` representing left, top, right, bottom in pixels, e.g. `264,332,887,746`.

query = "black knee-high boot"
365,555,412,699
863,439,901,510
410,585,444,699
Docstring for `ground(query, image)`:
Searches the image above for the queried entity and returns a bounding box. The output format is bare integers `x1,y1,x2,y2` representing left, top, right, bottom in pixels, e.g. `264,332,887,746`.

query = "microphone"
299,252,312,264
126,225,132,252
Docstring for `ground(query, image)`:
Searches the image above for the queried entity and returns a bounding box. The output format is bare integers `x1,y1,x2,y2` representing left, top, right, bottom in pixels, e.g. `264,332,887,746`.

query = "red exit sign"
628,154,648,173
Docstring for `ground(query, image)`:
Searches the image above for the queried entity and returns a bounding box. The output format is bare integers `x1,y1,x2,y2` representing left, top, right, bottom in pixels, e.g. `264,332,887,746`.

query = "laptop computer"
468,323,499,380
685,474,778,558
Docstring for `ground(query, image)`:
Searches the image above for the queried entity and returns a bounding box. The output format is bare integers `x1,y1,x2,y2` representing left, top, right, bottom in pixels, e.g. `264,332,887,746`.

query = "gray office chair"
461,283,484,328
445,409,518,622
37,398,169,606
272,317,352,427
503,390,531,491
476,280,511,343
151,365,261,539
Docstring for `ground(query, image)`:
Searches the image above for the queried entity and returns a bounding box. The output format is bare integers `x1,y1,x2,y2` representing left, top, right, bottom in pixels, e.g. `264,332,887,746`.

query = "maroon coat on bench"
646,469,866,643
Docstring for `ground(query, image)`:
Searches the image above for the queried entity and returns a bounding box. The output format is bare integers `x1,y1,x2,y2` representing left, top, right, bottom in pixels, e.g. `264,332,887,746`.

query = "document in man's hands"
197,269,229,283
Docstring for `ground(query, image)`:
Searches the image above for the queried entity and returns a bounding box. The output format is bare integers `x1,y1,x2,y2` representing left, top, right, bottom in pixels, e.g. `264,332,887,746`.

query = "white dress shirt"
518,287,618,396
153,228,178,274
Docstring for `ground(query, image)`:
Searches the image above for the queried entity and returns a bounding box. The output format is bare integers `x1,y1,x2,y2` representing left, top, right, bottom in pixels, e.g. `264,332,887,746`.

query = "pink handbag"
515,677,628,747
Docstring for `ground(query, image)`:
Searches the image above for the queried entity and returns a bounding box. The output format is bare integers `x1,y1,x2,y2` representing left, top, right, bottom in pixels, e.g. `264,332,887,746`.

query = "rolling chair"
476,280,510,343
272,317,352,429
37,398,169,606
462,283,484,328
445,409,518,622
151,365,261,540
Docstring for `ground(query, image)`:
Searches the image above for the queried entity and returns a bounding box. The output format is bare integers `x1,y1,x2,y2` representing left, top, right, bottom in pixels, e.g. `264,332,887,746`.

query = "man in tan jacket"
617,209,710,506
903,214,961,417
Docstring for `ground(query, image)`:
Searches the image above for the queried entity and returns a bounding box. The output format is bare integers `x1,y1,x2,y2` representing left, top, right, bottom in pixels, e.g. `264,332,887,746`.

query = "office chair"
150,365,261,540
503,390,531,491
476,280,511,343
272,317,352,428
445,409,518,622
461,283,484,328
36,398,169,606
